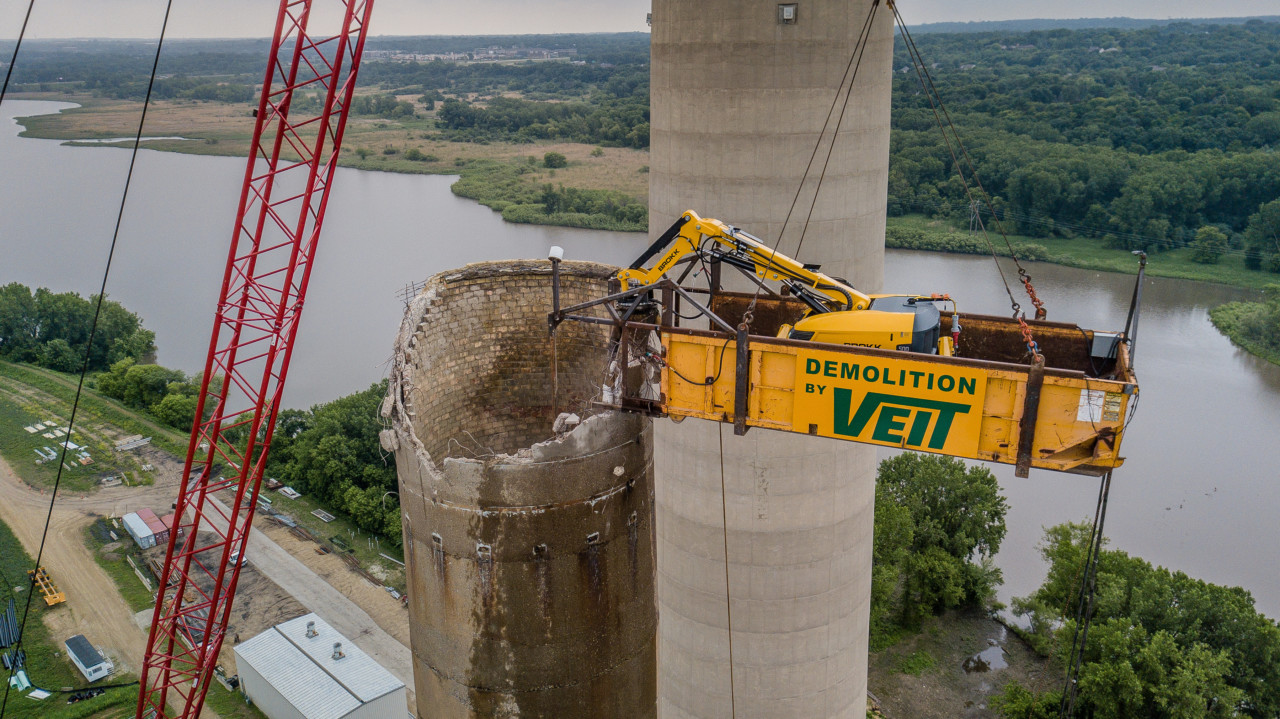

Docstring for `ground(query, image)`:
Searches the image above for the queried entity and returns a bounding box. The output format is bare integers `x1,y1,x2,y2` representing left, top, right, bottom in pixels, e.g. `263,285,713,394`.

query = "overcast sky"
2,0,1276,39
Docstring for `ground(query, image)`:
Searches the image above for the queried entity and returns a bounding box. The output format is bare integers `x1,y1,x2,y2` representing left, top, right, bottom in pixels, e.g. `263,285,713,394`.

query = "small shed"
233,613,405,719
64,635,112,682
121,512,155,549
137,508,168,546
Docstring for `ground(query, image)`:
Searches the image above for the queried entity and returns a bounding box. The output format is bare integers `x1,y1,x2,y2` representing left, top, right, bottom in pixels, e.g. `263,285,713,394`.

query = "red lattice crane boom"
137,2,374,717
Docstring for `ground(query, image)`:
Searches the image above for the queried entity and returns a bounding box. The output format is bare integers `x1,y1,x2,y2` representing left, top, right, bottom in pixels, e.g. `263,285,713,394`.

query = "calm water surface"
4,100,1278,618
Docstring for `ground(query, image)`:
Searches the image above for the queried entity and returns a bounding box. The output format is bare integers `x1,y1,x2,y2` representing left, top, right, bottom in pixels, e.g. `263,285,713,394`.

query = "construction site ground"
0,450,415,716
867,608,1058,718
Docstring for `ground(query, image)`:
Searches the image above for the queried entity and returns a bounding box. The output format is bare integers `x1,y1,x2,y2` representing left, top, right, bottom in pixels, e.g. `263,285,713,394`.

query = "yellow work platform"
633,293,1134,477
28,567,66,606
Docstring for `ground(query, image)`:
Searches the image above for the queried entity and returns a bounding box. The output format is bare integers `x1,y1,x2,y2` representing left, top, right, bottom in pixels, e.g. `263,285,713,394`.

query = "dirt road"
256,521,411,647
0,455,179,676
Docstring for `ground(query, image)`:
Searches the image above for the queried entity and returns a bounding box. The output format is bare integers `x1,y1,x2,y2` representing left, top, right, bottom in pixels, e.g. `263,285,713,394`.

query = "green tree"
870,476,913,634
0,284,152,370
874,454,1008,625
542,151,567,169
120,364,186,409
151,392,199,431
1010,523,1280,717
1244,199,1280,273
1210,285,1280,361
40,338,81,373
1076,621,1242,719
991,683,1060,719
96,357,135,398
264,382,398,543
0,282,39,362
1190,226,1229,265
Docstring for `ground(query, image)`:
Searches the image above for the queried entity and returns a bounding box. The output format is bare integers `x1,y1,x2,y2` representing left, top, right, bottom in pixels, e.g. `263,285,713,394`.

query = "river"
4,99,1279,619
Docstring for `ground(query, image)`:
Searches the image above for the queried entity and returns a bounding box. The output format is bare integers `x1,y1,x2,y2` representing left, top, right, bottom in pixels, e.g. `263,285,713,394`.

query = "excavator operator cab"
785,295,950,355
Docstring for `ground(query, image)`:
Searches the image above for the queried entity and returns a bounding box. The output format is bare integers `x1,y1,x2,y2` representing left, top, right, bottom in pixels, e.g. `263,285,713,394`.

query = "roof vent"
305,621,317,638
332,642,345,660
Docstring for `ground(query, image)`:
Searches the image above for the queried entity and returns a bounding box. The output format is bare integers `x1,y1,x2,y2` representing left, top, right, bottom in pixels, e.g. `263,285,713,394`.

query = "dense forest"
0,283,155,372
889,22,1280,266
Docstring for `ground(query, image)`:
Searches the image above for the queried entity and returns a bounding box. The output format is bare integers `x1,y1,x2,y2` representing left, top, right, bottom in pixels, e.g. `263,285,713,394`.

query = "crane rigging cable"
791,0,881,261
705,9,883,712
0,1,175,716
1059,471,1113,718
0,0,35,111
737,0,881,329
888,1,1047,356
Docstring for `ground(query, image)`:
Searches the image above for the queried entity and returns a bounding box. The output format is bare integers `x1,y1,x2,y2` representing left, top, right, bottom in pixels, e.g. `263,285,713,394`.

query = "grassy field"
203,682,268,719
0,361,184,492
0,358,405,594
0,519,138,719
887,214,1279,291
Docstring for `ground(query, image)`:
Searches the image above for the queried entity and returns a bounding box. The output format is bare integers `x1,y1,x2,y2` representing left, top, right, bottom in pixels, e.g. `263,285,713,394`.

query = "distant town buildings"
364,46,579,63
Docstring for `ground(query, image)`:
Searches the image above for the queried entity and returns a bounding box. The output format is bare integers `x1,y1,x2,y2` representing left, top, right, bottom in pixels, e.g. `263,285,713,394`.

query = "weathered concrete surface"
387,261,657,718
650,2,895,717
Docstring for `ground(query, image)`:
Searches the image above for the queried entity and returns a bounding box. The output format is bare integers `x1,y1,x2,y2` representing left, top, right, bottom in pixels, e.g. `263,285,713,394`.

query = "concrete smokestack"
650,1,895,717
386,261,657,718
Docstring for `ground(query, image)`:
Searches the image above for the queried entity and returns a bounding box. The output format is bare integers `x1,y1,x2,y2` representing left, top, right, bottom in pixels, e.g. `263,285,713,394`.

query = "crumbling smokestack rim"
385,259,634,482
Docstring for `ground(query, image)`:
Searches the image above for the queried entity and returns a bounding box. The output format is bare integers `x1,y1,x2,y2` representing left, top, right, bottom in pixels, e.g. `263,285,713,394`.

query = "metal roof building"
232,613,405,719
64,634,113,682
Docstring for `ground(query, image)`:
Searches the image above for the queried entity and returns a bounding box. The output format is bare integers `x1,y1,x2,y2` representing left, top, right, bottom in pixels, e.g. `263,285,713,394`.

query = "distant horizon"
2,0,1277,40
7,14,1279,44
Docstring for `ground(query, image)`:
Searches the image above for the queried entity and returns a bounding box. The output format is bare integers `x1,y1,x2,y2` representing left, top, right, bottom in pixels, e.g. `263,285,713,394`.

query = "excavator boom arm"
619,210,871,312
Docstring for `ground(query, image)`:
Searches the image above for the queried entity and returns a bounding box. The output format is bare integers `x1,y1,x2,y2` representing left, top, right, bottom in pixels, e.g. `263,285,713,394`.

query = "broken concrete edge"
382,259,642,502
438,258,617,285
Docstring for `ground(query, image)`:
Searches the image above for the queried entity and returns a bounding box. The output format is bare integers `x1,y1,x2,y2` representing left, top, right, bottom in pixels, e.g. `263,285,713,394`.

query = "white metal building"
65,634,113,682
120,512,156,549
232,613,405,719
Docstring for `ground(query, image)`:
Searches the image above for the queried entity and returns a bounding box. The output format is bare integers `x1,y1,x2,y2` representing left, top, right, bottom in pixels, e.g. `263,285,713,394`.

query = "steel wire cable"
0,0,175,714
738,0,882,322
792,0,882,260
1059,471,1113,719
889,2,1022,316
0,0,35,111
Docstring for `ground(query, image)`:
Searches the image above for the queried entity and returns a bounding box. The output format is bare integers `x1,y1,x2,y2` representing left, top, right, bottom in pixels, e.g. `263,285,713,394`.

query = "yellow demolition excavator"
549,209,1141,478
618,210,958,356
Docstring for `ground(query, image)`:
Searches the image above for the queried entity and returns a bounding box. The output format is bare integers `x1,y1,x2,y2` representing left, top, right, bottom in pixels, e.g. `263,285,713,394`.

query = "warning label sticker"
1078,389,1105,423
1078,389,1124,424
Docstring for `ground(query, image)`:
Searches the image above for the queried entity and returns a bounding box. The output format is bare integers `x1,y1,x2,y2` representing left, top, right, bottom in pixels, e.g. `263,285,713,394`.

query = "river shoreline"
11,92,1277,294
